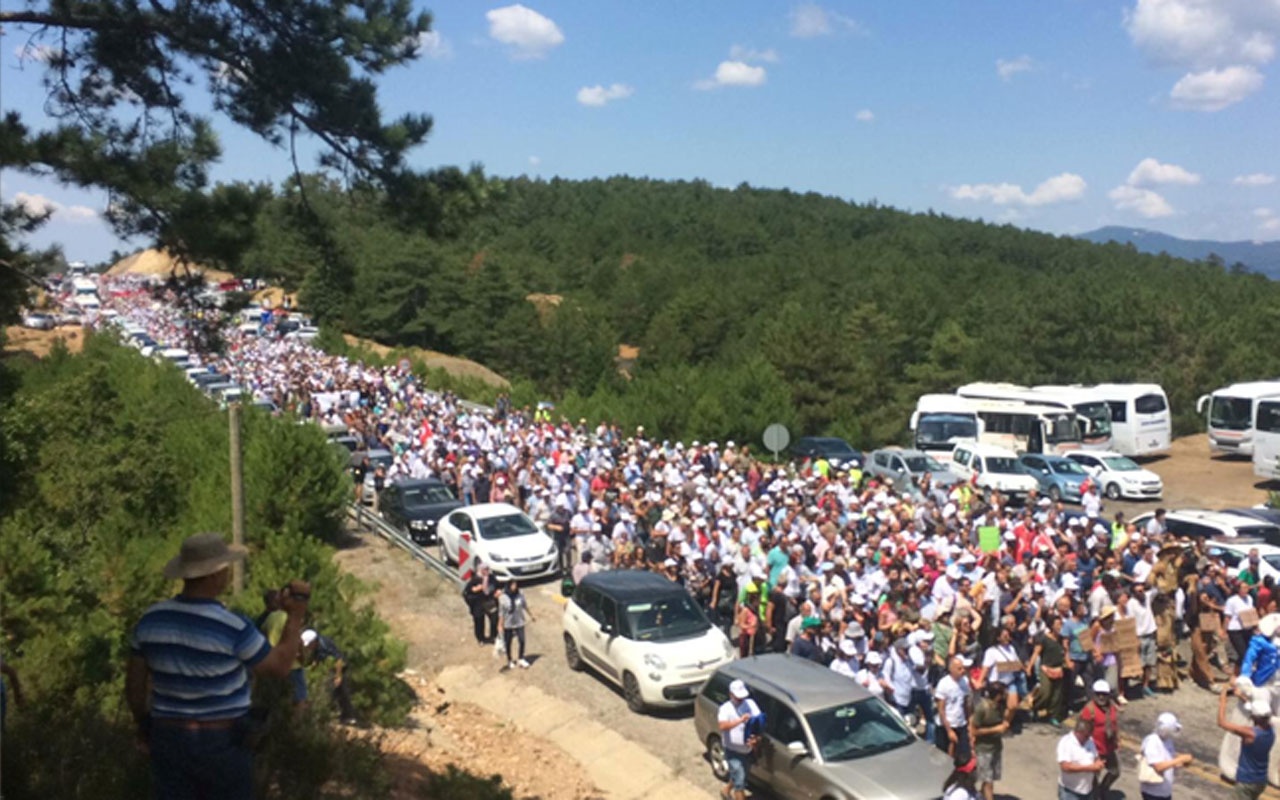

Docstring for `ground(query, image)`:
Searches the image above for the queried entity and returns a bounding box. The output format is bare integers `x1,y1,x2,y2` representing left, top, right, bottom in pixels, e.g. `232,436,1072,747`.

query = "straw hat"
163,533,247,580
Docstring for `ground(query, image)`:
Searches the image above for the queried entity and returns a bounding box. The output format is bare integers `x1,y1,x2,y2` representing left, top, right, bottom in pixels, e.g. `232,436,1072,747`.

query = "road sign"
762,423,790,458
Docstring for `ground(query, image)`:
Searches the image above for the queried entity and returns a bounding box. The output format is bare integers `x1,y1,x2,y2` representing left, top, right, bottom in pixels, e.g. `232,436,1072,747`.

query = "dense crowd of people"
99,277,1280,800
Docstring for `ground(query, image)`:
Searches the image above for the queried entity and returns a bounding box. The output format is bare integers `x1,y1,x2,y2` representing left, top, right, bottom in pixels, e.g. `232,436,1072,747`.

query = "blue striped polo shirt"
130,596,271,719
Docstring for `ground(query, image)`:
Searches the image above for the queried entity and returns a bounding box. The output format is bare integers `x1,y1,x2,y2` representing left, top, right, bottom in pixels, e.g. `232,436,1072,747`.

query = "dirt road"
1115,433,1277,513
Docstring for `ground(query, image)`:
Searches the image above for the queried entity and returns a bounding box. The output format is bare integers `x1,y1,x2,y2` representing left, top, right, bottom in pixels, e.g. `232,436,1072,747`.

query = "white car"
1065,451,1163,500
437,503,558,581
284,326,320,342
949,443,1039,499
563,571,736,712
1197,539,1280,584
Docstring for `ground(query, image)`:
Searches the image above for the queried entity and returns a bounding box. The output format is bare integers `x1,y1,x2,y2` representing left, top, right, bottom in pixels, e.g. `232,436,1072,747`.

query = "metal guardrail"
345,503,461,587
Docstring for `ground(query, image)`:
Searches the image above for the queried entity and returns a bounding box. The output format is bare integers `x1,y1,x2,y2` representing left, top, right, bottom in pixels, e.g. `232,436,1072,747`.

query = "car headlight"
643,653,667,671
409,519,430,530
545,543,557,557
489,553,508,563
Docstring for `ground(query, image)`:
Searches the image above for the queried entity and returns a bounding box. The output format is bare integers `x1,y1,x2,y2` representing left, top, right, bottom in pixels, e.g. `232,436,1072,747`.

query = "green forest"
228,176,1280,446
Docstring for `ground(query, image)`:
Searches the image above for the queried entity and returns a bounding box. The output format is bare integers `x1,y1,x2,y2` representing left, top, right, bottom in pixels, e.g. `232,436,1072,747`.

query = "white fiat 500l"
563,571,736,712
437,503,558,581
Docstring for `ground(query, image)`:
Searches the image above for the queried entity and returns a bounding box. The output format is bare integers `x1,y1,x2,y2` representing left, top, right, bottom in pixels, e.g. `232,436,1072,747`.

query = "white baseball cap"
1092,679,1111,694
1156,711,1182,732
839,638,858,656
729,679,750,700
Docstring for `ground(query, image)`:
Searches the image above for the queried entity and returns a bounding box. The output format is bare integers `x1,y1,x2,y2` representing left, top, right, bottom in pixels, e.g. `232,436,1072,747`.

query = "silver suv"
694,655,950,800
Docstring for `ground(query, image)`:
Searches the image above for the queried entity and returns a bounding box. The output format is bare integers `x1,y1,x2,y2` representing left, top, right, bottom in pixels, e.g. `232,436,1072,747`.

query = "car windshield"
622,594,711,641
813,439,858,458
1044,413,1083,445
1075,401,1113,438
806,697,915,762
904,455,945,473
1051,460,1087,475
1102,456,1141,472
1211,396,1253,431
477,513,540,540
986,457,1020,474
1264,555,1280,573
916,414,978,449
403,484,456,506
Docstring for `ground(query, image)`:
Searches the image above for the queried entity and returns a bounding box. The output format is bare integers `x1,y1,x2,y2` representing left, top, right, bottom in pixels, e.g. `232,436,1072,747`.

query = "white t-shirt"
1057,732,1099,795
855,667,884,698
718,697,762,754
1140,733,1176,798
1225,594,1255,631
943,786,975,800
934,674,972,729
830,657,857,679
983,644,1021,684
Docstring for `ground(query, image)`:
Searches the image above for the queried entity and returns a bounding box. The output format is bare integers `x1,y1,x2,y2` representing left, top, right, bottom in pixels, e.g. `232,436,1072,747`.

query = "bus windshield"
916,414,978,449
1044,414,1082,445
1075,401,1112,438
1210,396,1253,431
1257,402,1280,434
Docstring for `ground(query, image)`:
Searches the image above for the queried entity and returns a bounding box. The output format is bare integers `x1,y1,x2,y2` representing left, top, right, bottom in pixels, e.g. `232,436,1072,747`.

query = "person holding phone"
717,680,761,800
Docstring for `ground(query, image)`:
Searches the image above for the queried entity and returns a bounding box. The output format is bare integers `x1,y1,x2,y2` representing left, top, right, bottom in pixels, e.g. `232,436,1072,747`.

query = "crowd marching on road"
98,278,1280,800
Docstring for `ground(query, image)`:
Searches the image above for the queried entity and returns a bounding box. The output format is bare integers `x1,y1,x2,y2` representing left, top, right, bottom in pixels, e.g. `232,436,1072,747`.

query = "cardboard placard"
978,526,1001,553
1199,612,1221,634
995,660,1025,673
1121,657,1144,679
1240,608,1261,629
1111,618,1139,649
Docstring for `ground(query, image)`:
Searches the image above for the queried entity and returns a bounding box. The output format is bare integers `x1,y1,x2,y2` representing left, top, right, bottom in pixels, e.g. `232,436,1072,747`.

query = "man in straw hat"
126,532,310,799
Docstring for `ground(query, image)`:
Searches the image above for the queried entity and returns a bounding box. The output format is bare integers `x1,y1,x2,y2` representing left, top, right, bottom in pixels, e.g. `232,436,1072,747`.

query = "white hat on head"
1249,700,1272,719
729,679,750,700
301,629,318,647
864,651,883,665
839,638,858,656
1156,711,1182,732
1092,679,1111,694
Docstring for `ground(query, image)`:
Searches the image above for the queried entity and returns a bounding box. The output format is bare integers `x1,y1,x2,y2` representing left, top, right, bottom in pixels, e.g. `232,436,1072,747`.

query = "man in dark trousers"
768,582,791,653
127,533,309,800
463,562,500,644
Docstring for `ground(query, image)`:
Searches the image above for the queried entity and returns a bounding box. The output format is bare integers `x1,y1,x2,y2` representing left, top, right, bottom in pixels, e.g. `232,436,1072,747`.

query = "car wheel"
1049,485,1062,502
1105,482,1122,500
706,734,729,782
622,672,645,713
564,634,584,672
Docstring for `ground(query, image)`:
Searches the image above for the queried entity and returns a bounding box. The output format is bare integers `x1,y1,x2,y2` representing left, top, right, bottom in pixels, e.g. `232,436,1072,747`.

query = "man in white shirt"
1225,581,1258,667
717,680,761,800
1057,716,1104,799
1127,582,1158,697
934,655,973,763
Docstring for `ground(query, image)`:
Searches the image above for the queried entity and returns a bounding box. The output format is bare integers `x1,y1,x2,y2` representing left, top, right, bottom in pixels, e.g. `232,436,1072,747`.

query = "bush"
0,335,414,798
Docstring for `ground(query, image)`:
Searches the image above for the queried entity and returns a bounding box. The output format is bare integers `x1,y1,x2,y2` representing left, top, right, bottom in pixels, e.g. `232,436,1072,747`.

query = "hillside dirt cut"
3,325,86,358
342,334,509,389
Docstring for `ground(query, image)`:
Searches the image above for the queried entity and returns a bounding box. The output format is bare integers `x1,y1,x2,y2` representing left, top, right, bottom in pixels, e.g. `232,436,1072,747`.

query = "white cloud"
413,30,453,60
1126,157,1201,187
12,191,97,221
996,55,1034,81
1234,172,1277,186
576,83,634,107
948,172,1087,207
1254,207,1274,218
695,60,767,90
486,4,564,59
1256,208,1280,233
855,109,875,123
528,156,541,168
1108,185,1175,218
1124,0,1280,69
1169,65,1264,110
1124,1,1280,111
789,3,859,38
13,43,60,64
729,44,780,63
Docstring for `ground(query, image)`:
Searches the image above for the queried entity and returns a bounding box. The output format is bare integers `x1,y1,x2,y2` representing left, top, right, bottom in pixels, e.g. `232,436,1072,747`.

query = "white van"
1197,382,1280,456
949,443,1039,499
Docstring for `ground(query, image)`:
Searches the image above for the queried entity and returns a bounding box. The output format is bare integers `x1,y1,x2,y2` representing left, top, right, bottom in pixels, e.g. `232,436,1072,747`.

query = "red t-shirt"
1081,701,1118,755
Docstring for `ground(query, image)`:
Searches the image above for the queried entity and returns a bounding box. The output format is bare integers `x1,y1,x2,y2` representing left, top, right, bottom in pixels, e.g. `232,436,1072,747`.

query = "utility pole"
229,402,245,594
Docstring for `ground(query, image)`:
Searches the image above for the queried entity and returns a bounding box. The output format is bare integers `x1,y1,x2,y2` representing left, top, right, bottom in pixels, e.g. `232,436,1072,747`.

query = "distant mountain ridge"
1078,226,1280,279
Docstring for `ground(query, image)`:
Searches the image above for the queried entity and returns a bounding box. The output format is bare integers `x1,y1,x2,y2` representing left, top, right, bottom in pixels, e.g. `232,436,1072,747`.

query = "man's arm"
253,581,310,679
125,654,150,725
1218,688,1257,742
1060,759,1105,774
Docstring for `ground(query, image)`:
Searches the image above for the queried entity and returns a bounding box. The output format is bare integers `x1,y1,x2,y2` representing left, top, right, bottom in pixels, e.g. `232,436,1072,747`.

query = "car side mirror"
785,741,809,757
601,623,616,636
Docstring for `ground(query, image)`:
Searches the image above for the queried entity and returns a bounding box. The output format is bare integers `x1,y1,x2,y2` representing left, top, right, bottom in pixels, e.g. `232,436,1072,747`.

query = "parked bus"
957,382,1112,450
1090,384,1172,458
1197,381,1280,456
1253,397,1280,480
909,394,980,460
911,395,1084,456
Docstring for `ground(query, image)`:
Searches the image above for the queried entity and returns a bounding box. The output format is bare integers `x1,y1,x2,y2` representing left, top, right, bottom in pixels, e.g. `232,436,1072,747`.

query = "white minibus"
1197,382,1280,456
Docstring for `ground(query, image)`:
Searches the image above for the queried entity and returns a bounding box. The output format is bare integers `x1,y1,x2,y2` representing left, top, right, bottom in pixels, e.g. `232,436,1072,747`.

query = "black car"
790,436,863,468
379,479,463,545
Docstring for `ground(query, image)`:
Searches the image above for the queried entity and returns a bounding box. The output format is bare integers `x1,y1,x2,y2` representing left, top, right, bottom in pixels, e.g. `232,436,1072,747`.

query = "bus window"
1134,394,1167,415
1106,401,1127,424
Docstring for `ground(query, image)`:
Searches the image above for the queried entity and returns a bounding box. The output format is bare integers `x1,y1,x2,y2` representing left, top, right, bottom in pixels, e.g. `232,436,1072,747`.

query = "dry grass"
341,334,509,388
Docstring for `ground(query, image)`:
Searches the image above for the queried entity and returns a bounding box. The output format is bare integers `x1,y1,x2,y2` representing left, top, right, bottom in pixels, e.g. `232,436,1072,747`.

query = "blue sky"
3,0,1280,263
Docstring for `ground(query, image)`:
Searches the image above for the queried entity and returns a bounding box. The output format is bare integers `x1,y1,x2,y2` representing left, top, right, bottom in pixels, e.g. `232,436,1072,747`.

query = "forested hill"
237,176,1280,445
1078,226,1280,279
